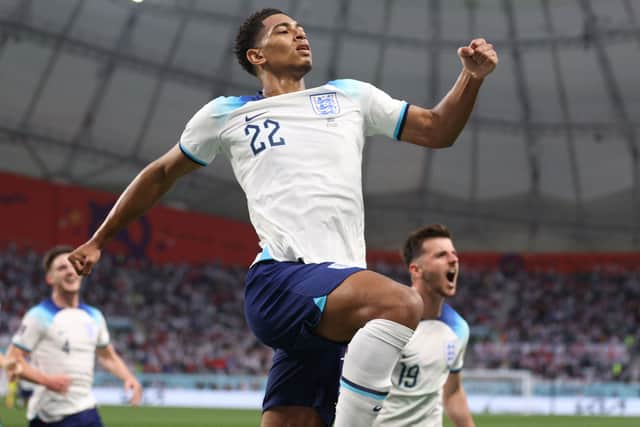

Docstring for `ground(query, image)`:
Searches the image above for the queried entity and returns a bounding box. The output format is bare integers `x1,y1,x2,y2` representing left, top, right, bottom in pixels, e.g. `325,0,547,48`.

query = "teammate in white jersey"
8,245,142,426
375,224,475,427
67,8,497,427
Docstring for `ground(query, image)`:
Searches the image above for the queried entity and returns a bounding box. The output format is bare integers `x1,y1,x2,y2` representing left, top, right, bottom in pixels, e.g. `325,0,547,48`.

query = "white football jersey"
179,79,408,268
375,304,470,427
12,299,110,422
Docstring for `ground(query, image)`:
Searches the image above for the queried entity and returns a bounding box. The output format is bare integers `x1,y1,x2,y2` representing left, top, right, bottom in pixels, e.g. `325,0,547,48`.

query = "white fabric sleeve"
362,82,409,139
178,100,222,166
11,309,45,352
329,79,409,140
451,337,468,372
95,310,110,348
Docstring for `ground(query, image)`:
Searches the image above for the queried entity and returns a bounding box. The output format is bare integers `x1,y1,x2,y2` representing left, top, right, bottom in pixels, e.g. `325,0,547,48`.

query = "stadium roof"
0,0,639,252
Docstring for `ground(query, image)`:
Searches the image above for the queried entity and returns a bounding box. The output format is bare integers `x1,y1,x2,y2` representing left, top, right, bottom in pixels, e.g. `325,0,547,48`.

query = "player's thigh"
262,406,325,427
315,270,421,342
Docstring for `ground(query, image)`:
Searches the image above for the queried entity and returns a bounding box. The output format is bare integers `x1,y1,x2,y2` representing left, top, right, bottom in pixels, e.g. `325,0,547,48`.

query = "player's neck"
419,289,445,320
259,73,306,97
52,290,80,309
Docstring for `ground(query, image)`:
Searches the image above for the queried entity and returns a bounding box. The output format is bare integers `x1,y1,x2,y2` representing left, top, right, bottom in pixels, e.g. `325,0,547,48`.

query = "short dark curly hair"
402,224,452,267
234,8,285,76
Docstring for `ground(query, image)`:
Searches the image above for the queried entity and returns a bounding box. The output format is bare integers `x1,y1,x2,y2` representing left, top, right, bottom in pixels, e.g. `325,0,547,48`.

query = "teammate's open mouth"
446,271,456,282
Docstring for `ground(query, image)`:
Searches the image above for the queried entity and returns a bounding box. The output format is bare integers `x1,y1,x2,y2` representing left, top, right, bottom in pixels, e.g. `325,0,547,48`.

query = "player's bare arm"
400,38,498,148
0,353,22,379
96,345,142,406
7,345,71,394
443,372,476,427
69,144,202,275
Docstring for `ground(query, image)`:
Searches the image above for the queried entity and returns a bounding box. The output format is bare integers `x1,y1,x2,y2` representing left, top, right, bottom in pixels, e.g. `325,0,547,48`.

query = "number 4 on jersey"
62,339,70,354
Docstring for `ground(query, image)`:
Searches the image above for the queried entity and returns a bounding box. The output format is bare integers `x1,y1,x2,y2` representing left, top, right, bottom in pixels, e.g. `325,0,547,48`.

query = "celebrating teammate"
7,245,142,426
375,224,474,427
67,8,497,427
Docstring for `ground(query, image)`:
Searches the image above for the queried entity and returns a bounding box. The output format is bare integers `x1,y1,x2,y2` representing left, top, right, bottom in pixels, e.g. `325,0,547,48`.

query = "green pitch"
1,406,639,426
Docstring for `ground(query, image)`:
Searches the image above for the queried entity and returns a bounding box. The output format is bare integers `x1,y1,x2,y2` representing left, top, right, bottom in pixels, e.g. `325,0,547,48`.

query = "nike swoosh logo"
245,111,268,122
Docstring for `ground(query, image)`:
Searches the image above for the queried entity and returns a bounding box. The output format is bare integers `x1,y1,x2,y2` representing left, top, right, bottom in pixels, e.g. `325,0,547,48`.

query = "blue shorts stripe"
340,377,388,401
313,295,327,312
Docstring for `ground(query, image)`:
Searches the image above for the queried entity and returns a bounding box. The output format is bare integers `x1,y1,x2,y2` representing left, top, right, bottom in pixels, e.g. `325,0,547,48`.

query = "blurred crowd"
1,246,639,383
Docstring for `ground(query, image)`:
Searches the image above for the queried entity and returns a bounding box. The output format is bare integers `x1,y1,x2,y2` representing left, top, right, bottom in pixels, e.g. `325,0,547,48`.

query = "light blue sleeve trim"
313,296,327,312
393,102,409,140
340,378,387,401
179,141,208,166
449,368,463,373
11,342,32,353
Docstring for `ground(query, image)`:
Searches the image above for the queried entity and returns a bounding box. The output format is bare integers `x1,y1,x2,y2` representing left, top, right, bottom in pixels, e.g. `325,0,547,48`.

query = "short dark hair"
402,224,452,267
234,8,285,76
42,245,74,273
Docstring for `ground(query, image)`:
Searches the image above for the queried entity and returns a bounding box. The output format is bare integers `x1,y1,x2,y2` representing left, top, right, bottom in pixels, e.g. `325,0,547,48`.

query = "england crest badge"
310,92,340,115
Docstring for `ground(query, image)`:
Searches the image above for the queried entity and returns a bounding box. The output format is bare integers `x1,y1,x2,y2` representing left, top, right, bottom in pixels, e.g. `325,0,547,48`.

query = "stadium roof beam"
466,0,482,235
0,0,32,55
0,122,240,202
128,0,192,161
622,0,640,47
61,6,141,179
325,0,350,82
0,0,50,177
420,0,442,214
503,0,541,249
104,0,640,51
208,0,253,100
0,18,637,138
15,0,86,179
362,0,393,187
541,0,585,238
578,0,640,244
366,192,635,233
0,19,256,92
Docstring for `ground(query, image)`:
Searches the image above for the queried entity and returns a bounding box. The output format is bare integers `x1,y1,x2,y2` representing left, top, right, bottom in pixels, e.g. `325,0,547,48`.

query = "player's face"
255,14,312,77
47,253,82,294
412,237,458,298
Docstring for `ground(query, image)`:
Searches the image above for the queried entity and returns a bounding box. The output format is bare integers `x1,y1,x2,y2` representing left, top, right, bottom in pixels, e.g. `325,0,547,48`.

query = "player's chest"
46,315,100,355
222,99,364,161
392,325,461,390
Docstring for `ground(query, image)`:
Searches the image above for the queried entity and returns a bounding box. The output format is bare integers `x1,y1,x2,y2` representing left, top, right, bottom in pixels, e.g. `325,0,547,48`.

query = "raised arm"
399,38,498,148
443,372,476,427
69,144,201,275
96,344,142,406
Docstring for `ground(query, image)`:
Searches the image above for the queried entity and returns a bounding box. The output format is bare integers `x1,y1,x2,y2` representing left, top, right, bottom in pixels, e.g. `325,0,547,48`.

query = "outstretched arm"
69,144,202,275
96,344,142,406
6,345,71,393
443,372,476,427
399,38,498,148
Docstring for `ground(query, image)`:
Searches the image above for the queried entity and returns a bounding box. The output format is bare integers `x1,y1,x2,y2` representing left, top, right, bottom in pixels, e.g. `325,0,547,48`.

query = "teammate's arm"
96,344,142,405
69,144,202,275
6,345,71,393
399,38,498,149
443,372,476,427
0,353,21,379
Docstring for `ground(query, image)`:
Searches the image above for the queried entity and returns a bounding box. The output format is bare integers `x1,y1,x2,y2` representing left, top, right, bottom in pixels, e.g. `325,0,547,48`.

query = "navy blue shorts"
29,408,104,427
244,260,363,425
